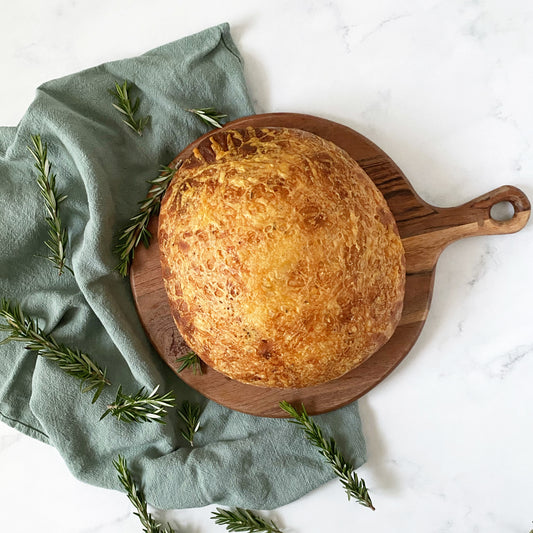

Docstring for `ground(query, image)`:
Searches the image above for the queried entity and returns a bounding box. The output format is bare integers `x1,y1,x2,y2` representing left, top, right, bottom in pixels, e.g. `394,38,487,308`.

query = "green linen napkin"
0,23,366,510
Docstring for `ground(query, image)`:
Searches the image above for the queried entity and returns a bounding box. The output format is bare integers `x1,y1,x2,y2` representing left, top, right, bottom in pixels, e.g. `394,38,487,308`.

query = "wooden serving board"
130,113,530,418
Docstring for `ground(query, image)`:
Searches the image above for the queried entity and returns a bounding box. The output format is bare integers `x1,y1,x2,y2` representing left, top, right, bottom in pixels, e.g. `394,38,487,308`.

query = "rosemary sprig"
28,134,72,276
115,164,178,277
211,507,283,533
177,400,202,446
113,455,176,533
110,80,150,136
187,107,227,129
100,385,175,424
176,350,203,375
279,401,375,510
0,298,109,403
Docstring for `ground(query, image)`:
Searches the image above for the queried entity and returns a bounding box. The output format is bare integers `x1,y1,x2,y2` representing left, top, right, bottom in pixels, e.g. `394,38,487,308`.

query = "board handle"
451,185,531,236
402,185,530,271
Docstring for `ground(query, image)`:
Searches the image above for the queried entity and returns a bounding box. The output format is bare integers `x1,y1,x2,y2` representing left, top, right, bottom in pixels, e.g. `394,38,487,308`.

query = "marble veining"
78,512,132,533
485,343,533,380
466,243,495,288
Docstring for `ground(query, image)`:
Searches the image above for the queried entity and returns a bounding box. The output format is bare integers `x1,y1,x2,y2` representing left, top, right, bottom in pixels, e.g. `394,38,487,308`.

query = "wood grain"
130,113,530,417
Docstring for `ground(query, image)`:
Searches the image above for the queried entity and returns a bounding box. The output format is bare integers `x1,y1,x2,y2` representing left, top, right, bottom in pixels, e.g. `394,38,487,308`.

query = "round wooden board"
130,113,530,417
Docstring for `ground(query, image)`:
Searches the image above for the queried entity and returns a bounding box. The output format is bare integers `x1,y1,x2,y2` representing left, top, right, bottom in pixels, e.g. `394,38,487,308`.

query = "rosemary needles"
279,401,375,510
176,351,203,375
187,107,227,129
211,507,283,533
0,299,179,422
101,385,175,424
114,164,178,277
114,455,282,533
177,400,202,446
28,134,72,276
113,455,176,533
0,298,109,402
110,80,150,136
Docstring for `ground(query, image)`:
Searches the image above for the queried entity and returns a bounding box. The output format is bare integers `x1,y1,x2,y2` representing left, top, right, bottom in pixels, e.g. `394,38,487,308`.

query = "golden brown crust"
159,127,405,388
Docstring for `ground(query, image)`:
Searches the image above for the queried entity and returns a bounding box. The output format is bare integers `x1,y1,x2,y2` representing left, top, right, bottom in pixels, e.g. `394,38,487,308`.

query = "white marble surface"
1,1,532,531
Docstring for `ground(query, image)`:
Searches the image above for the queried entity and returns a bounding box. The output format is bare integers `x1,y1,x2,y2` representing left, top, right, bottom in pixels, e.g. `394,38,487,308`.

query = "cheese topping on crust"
159,127,405,388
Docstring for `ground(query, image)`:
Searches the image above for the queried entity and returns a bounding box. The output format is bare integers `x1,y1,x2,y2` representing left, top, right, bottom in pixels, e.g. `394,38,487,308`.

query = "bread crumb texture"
159,127,405,388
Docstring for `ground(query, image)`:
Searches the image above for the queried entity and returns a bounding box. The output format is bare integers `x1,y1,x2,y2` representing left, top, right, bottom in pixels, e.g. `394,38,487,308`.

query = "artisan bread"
159,126,405,388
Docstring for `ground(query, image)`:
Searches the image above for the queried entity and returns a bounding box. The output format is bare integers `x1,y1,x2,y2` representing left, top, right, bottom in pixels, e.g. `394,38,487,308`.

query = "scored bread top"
159,126,405,388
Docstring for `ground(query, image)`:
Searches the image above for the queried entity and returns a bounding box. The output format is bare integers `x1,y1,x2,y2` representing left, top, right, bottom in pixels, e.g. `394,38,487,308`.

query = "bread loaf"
159,127,405,388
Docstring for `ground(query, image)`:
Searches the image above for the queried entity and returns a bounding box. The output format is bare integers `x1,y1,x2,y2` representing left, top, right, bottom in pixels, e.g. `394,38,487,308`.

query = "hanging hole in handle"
490,201,516,221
